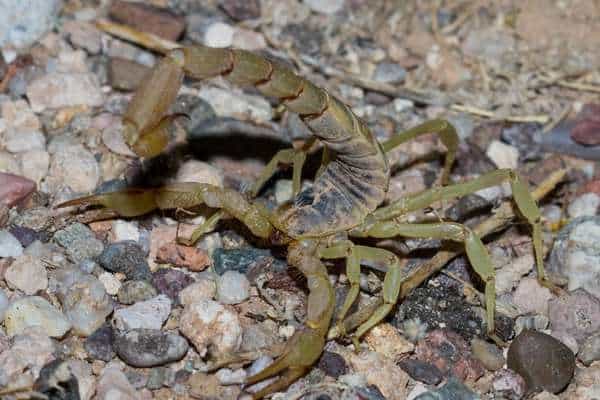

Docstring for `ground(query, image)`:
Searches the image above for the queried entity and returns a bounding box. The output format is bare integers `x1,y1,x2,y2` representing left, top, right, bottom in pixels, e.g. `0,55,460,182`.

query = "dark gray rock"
84,324,114,362
398,359,443,385
97,241,151,281
507,330,575,394
114,329,189,367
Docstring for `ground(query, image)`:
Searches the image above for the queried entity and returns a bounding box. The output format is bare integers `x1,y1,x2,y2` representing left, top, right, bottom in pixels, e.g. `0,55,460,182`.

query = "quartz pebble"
0,0,62,48
567,193,600,218
4,296,71,338
96,366,139,400
579,331,600,366
486,140,519,169
114,328,189,367
217,270,250,305
27,73,104,113
304,0,344,14
549,216,600,298
0,229,23,258
492,369,527,399
5,254,48,294
179,279,217,305
54,267,114,336
512,277,553,315
549,288,600,345
98,271,122,295
113,294,172,331
0,327,55,386
471,338,505,371
45,144,100,193
179,299,243,357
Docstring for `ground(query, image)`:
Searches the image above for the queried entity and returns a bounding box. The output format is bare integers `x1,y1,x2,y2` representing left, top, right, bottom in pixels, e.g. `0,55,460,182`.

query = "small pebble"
486,140,519,169
567,193,600,218
363,323,414,360
179,299,243,357
156,243,211,272
274,179,293,205
34,359,80,400
45,143,100,193
217,270,250,305
514,315,549,335
114,328,189,367
492,368,527,399
0,229,23,257
0,289,8,320
398,359,443,385
507,330,575,393
304,0,344,14
113,294,172,331
26,73,104,113
111,220,140,243
5,254,48,294
109,0,185,41
0,172,36,207
97,241,151,281
220,0,261,20
0,326,55,386
549,217,600,298
471,338,505,371
84,324,114,362
373,62,406,84
198,86,272,122
98,272,122,295
96,366,139,400
318,351,348,378
179,279,217,305
54,267,114,336
579,331,600,366
4,296,71,338
117,280,158,305
18,150,50,184
203,22,235,48
213,247,282,275
549,288,600,345
512,277,553,316
414,329,485,381
0,0,61,48
152,268,195,301
216,368,246,385
413,376,479,400
54,222,104,264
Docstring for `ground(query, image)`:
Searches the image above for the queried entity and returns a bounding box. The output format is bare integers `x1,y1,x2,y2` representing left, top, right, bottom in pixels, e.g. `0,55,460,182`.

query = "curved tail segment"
123,45,390,237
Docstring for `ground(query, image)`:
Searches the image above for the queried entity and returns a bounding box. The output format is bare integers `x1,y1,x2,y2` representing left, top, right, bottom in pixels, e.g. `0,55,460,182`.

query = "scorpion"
57,22,558,399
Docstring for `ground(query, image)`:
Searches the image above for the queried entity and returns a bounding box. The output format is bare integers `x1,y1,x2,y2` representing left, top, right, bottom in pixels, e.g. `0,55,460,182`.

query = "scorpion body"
125,46,390,239
59,24,557,399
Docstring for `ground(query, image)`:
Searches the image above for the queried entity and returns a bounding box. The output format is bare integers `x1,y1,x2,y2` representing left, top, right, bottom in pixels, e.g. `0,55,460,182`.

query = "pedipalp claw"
244,327,324,399
55,189,158,217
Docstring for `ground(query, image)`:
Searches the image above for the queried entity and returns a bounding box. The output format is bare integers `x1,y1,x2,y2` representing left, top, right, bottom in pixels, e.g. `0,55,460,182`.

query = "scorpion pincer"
59,42,554,398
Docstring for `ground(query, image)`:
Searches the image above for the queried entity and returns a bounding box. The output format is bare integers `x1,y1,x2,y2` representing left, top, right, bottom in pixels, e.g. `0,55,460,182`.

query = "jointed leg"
56,183,274,241
382,119,459,184
358,169,551,288
319,241,403,346
364,221,500,341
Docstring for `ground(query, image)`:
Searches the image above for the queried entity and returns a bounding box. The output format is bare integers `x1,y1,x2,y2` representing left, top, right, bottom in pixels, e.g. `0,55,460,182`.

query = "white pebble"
304,0,344,14
5,254,48,295
217,271,250,305
486,140,519,170
113,294,172,331
111,220,140,243
567,193,600,218
203,22,234,48
98,272,122,296
0,230,23,258
4,296,71,338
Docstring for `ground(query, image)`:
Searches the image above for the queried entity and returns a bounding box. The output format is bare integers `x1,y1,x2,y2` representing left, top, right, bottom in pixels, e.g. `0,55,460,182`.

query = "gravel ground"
0,1,599,399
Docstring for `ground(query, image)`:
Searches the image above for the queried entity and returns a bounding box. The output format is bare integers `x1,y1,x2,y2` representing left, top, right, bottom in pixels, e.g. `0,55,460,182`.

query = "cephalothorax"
58,22,556,399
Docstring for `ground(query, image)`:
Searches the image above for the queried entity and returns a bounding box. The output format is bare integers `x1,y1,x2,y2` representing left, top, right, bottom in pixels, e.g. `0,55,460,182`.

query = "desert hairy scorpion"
57,21,560,399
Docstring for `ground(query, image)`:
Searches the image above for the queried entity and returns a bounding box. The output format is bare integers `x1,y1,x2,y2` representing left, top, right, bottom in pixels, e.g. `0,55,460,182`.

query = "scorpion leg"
319,241,402,346
362,221,504,344
56,183,274,241
244,239,335,398
359,169,553,290
382,119,459,184
250,147,307,198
